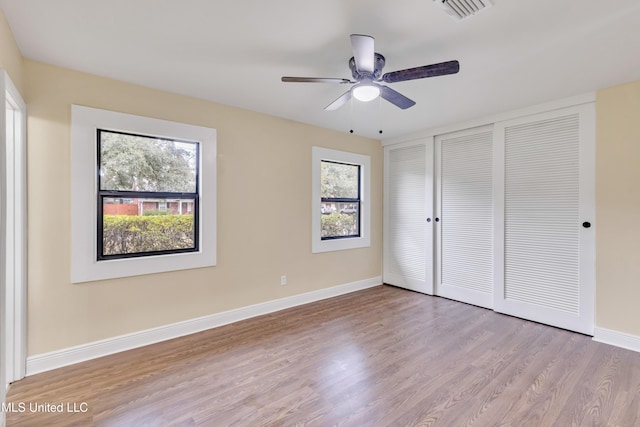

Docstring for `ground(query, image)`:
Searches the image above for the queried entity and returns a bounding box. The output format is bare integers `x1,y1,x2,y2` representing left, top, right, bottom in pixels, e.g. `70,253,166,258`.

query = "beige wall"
0,8,23,92
24,60,383,355
596,80,640,336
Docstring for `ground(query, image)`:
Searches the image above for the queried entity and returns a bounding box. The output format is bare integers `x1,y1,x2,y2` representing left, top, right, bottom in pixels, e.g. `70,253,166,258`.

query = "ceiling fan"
281,34,460,111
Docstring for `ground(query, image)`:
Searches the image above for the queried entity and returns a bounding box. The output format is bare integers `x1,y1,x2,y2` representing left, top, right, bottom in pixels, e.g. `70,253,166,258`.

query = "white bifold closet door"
383,139,434,294
435,126,494,308
493,104,595,335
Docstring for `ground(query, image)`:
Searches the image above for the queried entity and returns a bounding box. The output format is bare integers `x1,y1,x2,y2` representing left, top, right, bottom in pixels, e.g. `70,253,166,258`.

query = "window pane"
99,130,198,193
321,203,360,239
102,197,196,256
320,161,359,199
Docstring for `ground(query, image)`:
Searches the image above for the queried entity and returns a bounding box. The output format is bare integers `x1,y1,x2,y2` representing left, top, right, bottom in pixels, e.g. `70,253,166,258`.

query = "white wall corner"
593,327,640,353
26,277,382,376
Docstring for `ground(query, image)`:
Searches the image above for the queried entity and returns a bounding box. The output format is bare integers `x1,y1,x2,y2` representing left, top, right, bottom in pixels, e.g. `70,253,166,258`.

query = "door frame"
1,70,28,394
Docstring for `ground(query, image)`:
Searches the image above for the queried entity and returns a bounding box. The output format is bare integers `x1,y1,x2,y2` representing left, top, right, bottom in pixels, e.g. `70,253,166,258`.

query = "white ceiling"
2,0,640,140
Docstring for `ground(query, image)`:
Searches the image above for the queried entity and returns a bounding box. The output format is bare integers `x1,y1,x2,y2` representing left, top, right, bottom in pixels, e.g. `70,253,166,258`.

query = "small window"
312,147,370,253
320,160,361,239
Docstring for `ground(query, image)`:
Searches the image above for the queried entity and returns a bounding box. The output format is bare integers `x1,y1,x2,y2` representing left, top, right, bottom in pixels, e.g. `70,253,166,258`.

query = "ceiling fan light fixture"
352,84,380,102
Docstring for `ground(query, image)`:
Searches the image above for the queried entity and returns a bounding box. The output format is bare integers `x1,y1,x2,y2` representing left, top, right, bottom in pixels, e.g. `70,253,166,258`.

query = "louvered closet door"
383,139,433,294
435,126,494,308
493,104,595,335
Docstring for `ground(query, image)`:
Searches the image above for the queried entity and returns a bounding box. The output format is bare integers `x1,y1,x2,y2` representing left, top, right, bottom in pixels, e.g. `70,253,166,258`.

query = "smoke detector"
433,0,493,22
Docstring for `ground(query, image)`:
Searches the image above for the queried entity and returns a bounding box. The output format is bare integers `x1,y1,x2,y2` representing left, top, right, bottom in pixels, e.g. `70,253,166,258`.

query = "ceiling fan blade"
379,85,416,109
282,77,353,84
350,34,375,74
381,60,460,83
324,90,352,111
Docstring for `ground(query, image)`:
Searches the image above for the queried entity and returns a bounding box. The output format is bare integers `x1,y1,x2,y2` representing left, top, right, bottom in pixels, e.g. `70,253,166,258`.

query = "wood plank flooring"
5,285,640,426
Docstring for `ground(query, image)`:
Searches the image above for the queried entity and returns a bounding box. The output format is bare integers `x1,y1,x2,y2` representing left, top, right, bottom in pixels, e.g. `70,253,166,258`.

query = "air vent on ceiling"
433,0,493,22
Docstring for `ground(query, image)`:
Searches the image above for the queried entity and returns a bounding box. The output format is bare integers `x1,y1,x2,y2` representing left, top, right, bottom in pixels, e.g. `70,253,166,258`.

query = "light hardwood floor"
6,285,640,426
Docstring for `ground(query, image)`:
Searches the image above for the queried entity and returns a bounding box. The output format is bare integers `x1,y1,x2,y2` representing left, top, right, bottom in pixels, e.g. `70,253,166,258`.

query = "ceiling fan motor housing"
349,53,386,81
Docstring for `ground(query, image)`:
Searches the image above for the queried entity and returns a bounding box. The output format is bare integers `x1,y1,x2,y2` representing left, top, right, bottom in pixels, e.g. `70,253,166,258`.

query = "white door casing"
1,70,27,401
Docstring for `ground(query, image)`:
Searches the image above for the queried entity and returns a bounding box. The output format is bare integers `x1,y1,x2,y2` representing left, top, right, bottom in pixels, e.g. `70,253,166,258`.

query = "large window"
71,105,217,283
97,130,199,259
312,147,370,253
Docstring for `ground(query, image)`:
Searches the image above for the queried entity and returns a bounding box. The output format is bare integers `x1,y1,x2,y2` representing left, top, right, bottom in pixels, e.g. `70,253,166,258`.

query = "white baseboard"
593,327,640,353
26,277,381,376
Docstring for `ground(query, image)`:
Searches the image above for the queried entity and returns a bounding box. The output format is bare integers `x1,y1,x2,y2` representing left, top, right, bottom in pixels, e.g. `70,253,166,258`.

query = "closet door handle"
426,218,431,222
435,217,440,222
582,221,591,228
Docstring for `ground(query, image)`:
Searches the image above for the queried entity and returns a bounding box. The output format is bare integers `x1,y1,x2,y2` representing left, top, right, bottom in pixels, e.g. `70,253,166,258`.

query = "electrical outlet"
280,275,287,285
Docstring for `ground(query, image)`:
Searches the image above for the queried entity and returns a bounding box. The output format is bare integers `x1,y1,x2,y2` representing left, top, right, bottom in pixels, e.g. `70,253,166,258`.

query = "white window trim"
71,105,217,283
312,146,371,253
